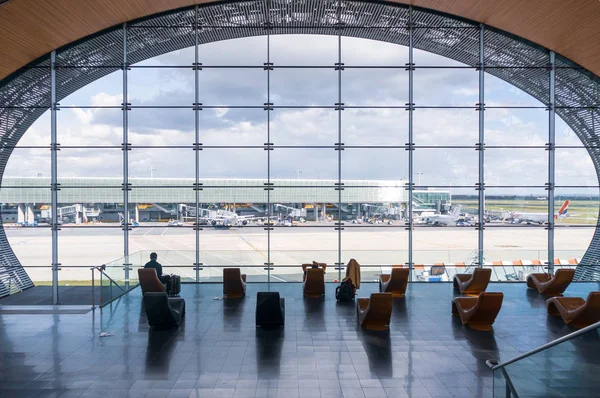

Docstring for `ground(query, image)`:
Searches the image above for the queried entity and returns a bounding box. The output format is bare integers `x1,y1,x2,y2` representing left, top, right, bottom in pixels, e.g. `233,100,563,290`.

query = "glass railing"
488,321,600,397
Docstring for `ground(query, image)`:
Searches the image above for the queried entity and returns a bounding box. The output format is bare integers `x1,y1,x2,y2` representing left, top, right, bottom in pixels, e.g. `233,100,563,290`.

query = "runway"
5,222,594,283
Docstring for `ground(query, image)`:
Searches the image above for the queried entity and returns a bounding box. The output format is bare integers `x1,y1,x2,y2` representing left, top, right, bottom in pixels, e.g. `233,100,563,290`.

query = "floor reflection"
359,330,393,378
302,296,325,331
256,328,284,379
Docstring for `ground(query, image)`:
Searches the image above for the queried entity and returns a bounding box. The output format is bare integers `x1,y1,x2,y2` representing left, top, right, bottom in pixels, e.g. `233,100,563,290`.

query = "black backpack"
336,279,355,302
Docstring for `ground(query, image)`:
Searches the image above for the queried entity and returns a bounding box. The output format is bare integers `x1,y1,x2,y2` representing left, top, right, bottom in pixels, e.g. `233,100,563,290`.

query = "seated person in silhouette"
144,252,164,281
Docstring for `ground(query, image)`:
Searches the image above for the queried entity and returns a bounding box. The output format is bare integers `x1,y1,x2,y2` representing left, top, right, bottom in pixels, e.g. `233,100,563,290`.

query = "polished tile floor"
0,282,599,398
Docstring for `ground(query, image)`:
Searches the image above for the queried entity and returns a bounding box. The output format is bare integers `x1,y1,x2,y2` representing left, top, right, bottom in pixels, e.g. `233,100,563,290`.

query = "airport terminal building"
0,177,451,224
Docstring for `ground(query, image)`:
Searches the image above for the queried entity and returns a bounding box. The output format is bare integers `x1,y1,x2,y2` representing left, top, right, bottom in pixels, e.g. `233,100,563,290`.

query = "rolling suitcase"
167,274,181,297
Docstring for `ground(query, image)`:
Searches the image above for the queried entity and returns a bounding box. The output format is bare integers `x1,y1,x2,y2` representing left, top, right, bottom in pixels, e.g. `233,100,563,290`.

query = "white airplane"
200,209,276,227
511,200,569,224
423,206,462,226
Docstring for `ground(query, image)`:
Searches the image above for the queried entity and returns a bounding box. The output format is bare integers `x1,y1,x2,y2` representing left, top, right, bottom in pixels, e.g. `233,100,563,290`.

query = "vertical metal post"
194,5,201,283
266,6,272,284
336,7,343,282
91,267,95,310
50,50,59,305
122,24,130,283
407,8,414,281
478,24,485,267
548,51,556,274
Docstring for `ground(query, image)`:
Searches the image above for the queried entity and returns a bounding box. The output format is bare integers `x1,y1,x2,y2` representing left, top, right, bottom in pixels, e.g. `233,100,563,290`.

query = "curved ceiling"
1,0,600,81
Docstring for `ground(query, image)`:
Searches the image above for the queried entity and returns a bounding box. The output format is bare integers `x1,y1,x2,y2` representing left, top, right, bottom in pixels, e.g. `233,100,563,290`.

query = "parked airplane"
423,206,462,226
511,200,569,224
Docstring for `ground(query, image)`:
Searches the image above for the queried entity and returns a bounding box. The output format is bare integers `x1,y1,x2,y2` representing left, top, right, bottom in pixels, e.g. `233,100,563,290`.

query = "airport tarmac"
5,222,594,283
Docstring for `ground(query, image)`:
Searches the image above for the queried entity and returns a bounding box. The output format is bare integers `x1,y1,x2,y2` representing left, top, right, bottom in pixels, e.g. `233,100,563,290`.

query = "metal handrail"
489,320,600,370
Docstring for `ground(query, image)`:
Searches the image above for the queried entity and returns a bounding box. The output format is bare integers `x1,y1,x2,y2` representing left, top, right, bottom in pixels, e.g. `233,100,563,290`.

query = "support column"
17,204,25,224
135,204,139,223
477,24,485,267
122,24,131,284
548,51,556,274
50,50,59,304
407,8,414,280
336,7,344,282
265,9,274,284
194,6,201,282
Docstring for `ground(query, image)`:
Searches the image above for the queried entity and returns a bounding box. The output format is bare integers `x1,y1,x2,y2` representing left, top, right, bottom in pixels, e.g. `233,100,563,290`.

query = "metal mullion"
548,51,556,274
407,7,414,281
337,3,343,282
267,6,272,284
122,24,131,284
194,5,201,283
478,24,485,267
50,50,59,305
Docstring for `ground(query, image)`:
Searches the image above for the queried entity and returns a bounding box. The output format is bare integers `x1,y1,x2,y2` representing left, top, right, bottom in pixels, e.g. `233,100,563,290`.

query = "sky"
5,35,597,193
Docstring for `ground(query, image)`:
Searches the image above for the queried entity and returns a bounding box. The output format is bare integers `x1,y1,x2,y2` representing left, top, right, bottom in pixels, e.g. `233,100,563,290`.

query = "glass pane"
129,148,195,179
270,224,338,282
270,35,337,66
413,227,477,281
342,108,408,146
414,108,478,146
484,187,549,224
200,36,266,66
129,108,194,146
342,36,408,66
342,148,407,181
4,148,50,179
271,148,337,180
486,108,548,147
554,188,599,227
342,68,408,106
271,108,336,146
200,147,266,180
57,149,122,182
342,224,408,283
58,108,122,146
58,69,122,107
271,68,337,106
200,69,266,106
484,225,547,281
200,108,266,146
556,148,597,187
414,67,478,106
414,148,477,187
58,226,123,270
129,67,194,106
485,149,547,187
131,47,194,67
485,72,548,107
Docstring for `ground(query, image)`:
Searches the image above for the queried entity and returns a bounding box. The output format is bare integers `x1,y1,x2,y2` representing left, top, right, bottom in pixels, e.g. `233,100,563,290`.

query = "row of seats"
527,269,600,328
451,267,600,330
138,267,599,332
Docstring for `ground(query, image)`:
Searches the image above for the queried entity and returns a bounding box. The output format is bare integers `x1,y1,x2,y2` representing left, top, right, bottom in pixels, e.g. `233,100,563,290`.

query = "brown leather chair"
357,293,393,331
526,268,575,296
452,292,504,331
547,292,600,329
453,268,491,295
223,268,246,298
138,268,166,294
303,268,325,298
379,267,410,297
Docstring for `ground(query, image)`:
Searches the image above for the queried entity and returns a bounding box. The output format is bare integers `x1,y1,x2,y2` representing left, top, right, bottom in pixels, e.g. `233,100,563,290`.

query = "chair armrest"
455,274,472,282
453,297,477,311
357,298,370,312
241,274,247,283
